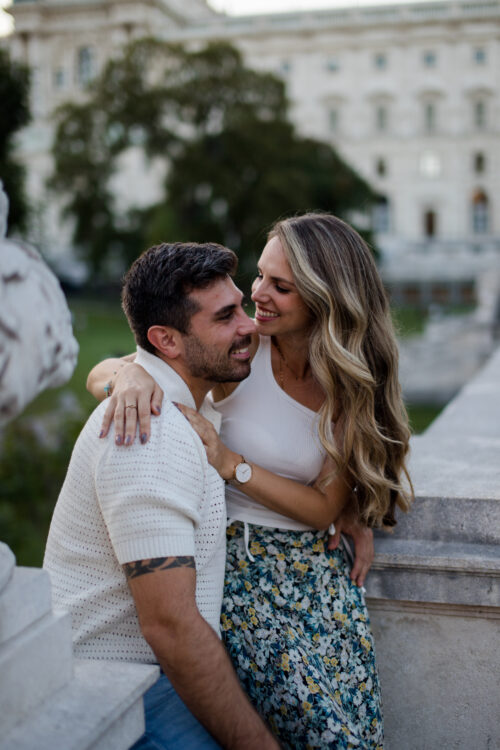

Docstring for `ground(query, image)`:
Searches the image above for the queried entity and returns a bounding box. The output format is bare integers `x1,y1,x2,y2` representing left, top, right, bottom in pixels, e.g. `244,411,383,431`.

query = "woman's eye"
276,285,290,294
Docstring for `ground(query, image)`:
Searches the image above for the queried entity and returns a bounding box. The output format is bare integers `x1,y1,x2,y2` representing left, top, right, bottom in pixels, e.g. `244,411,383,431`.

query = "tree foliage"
51,39,375,281
0,47,31,231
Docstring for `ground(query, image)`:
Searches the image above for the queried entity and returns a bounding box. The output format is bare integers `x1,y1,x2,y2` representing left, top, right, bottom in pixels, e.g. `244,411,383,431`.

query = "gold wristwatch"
231,455,252,484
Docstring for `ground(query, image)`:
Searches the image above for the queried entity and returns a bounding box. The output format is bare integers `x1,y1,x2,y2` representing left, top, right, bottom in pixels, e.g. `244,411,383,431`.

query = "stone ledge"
373,539,500,573
377,495,500,546
0,660,159,750
367,597,500,620
0,611,74,736
0,566,52,645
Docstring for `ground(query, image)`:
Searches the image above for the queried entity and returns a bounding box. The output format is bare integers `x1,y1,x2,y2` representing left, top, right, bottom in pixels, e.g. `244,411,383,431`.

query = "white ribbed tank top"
214,335,326,530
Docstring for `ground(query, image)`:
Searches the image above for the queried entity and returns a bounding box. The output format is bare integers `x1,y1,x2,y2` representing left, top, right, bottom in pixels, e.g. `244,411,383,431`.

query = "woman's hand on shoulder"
100,363,163,446
174,404,239,480
328,510,374,588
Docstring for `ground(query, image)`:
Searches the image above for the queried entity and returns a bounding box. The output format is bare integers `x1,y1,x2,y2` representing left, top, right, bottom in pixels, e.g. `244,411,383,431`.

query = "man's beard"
183,334,251,383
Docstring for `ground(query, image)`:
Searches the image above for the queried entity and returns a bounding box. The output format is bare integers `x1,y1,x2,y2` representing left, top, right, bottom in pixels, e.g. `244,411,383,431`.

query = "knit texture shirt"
44,348,226,663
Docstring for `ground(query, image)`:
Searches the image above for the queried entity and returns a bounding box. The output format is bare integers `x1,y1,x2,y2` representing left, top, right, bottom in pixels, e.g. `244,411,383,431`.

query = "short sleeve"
94,405,207,564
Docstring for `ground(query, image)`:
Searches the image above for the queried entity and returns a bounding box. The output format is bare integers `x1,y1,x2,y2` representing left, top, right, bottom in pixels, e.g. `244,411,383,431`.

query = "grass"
406,403,442,435
391,306,427,338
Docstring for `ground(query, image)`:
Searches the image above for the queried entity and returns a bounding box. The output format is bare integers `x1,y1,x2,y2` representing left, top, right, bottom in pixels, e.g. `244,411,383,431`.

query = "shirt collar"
135,346,221,432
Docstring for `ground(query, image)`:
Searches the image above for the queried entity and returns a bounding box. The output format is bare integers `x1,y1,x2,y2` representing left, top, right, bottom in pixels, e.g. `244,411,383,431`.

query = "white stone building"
4,0,500,274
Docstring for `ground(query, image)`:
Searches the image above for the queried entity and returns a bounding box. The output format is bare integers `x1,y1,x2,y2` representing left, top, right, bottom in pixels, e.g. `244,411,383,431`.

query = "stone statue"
0,182,79,425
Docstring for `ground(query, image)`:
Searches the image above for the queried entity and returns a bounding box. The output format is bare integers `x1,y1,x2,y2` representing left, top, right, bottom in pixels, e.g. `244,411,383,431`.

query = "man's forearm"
145,615,278,750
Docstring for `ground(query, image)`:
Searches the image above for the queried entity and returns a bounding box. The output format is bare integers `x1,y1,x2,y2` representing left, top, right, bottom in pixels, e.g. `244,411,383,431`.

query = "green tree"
0,48,30,231
51,39,375,280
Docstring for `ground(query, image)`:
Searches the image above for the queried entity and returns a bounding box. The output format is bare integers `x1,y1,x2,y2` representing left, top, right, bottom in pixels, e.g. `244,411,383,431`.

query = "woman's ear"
147,325,182,359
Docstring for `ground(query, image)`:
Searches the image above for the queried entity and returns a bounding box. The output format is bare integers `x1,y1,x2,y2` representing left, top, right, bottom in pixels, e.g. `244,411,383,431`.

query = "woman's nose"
251,279,267,302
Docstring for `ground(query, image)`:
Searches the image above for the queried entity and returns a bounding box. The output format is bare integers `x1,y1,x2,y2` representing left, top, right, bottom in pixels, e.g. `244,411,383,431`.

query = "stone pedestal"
0,545,158,749
366,347,500,750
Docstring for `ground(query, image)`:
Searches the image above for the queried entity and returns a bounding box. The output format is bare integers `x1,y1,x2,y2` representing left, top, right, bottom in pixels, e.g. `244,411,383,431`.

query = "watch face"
235,462,252,483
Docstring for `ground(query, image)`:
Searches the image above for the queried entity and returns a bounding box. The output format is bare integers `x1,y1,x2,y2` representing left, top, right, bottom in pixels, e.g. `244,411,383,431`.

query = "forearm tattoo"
123,556,195,580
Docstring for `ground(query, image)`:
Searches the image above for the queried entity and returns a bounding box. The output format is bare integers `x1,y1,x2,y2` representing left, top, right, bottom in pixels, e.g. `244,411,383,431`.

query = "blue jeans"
131,673,222,750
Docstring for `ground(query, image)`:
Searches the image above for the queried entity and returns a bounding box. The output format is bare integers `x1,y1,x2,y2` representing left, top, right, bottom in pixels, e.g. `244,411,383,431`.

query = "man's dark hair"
122,242,238,353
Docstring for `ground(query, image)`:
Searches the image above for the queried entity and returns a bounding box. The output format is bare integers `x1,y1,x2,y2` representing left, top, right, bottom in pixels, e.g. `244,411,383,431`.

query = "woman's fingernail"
125,436,132,445
116,435,123,445
155,406,161,414
140,433,148,444
99,430,104,438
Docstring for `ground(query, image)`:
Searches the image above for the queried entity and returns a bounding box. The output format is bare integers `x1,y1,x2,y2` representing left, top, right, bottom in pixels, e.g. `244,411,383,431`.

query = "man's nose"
238,310,256,335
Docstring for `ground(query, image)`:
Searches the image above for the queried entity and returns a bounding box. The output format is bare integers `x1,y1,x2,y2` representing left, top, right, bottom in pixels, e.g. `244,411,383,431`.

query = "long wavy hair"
269,213,413,527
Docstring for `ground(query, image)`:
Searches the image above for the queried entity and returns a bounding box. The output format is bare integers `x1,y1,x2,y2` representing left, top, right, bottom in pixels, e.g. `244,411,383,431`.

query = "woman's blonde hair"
269,212,413,527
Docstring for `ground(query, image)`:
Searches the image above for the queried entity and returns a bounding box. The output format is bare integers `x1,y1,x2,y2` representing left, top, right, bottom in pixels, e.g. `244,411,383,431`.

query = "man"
44,242,279,750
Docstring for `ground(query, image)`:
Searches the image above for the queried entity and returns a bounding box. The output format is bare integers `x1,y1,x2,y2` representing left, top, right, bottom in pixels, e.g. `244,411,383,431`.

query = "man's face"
181,276,256,383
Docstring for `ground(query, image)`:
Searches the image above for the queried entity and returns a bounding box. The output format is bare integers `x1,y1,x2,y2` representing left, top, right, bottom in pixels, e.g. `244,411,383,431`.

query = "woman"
88,213,413,749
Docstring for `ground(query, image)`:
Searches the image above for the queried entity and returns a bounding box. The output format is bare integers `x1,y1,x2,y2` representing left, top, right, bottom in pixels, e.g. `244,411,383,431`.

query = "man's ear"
147,326,182,359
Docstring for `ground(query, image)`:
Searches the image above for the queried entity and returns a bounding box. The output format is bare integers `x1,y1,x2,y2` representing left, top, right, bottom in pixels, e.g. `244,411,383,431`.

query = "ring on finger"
125,404,138,410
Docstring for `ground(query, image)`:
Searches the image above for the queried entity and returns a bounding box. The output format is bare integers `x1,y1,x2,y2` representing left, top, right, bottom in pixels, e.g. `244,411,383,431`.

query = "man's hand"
125,557,279,750
328,514,374,588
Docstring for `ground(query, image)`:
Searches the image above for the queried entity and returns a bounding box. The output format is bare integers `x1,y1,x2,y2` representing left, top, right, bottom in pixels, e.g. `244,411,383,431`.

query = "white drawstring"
243,522,256,562
227,518,255,562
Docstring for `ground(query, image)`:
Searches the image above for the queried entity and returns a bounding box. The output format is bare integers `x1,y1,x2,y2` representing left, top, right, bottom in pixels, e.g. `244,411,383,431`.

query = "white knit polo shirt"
44,348,226,663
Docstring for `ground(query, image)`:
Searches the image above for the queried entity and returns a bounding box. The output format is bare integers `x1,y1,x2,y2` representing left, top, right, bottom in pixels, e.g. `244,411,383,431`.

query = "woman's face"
251,236,311,338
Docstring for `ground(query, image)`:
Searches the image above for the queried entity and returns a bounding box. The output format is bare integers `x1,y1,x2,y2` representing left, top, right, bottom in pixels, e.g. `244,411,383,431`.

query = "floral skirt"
221,522,384,750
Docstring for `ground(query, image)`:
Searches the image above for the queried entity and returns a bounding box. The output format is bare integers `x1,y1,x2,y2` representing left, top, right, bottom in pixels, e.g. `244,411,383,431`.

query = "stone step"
0,659,159,750
368,539,500,607
0,611,73,736
0,566,52,645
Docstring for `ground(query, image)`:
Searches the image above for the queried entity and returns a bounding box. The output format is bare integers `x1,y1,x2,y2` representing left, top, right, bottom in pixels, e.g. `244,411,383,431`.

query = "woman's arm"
86,354,137,401
175,404,352,532
87,358,164,444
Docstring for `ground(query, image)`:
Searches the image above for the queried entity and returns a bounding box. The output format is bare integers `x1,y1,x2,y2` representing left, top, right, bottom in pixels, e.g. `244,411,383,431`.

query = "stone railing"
366,345,500,749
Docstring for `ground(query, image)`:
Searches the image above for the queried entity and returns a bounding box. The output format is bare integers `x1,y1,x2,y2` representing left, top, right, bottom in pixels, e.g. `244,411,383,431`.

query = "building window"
375,104,388,133
423,50,437,68
326,57,339,73
474,47,486,65
373,196,390,233
474,100,486,130
77,46,95,85
53,68,65,90
423,209,437,238
328,107,339,134
472,190,489,234
419,152,441,179
474,152,485,174
375,157,387,177
424,102,436,133
374,52,387,70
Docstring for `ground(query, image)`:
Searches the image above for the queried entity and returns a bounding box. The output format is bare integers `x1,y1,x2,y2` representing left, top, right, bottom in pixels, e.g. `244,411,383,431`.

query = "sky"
0,0,438,36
